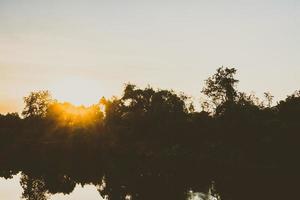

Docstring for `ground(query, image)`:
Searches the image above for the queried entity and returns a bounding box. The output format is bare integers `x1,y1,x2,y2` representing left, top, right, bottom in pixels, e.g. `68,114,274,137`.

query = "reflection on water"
187,182,220,200
0,174,217,200
0,173,22,199
187,192,218,200
0,173,103,200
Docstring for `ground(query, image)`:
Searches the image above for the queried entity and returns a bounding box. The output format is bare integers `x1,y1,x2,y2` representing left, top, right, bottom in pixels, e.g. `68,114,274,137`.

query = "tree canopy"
22,90,53,118
0,67,299,200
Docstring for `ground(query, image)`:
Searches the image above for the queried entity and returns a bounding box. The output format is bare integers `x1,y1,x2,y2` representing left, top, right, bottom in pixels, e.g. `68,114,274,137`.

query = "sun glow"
50,77,102,106
48,102,103,127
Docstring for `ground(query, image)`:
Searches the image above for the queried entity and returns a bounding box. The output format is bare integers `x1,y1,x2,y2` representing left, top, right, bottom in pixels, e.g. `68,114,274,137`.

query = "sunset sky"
0,0,299,114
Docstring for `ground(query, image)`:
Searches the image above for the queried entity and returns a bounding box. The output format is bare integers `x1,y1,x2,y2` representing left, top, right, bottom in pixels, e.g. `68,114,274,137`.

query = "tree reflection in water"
0,68,299,200
16,172,220,200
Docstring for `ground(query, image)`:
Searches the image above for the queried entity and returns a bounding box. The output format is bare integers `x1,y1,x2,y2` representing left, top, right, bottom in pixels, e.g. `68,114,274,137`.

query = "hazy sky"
0,0,299,113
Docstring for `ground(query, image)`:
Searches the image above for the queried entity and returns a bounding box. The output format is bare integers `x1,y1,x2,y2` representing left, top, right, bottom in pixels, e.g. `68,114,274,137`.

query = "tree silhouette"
202,67,238,108
264,92,274,107
20,173,48,200
0,67,299,200
22,91,53,118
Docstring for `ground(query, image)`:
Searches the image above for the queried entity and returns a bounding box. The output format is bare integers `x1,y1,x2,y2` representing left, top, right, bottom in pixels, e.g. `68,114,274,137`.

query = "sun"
50,76,102,106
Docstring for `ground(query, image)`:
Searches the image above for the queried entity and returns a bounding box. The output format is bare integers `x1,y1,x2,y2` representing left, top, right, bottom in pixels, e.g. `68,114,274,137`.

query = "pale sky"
0,0,299,113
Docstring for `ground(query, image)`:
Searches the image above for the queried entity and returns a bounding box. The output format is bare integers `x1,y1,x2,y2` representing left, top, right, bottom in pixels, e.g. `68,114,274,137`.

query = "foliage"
0,68,299,200
20,174,48,200
22,91,53,118
202,67,239,107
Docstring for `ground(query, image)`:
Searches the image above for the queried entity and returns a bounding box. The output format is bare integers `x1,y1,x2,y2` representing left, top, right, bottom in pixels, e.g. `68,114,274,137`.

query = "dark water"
0,167,296,200
0,145,296,200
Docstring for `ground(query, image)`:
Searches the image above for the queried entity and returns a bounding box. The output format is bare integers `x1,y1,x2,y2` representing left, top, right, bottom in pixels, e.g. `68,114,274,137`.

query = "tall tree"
22,90,53,118
202,67,239,108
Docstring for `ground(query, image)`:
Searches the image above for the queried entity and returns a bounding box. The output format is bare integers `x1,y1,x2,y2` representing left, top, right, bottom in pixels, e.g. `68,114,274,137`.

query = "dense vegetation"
0,67,299,200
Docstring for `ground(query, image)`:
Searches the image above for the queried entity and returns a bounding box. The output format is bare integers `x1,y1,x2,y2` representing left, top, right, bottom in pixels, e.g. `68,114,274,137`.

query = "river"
0,173,217,200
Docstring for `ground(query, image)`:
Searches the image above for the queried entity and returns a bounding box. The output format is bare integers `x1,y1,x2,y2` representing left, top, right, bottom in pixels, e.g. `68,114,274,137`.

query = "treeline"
0,67,299,200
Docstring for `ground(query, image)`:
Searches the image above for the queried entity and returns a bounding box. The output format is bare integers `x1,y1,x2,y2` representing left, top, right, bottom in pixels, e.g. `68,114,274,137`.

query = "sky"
0,0,299,114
